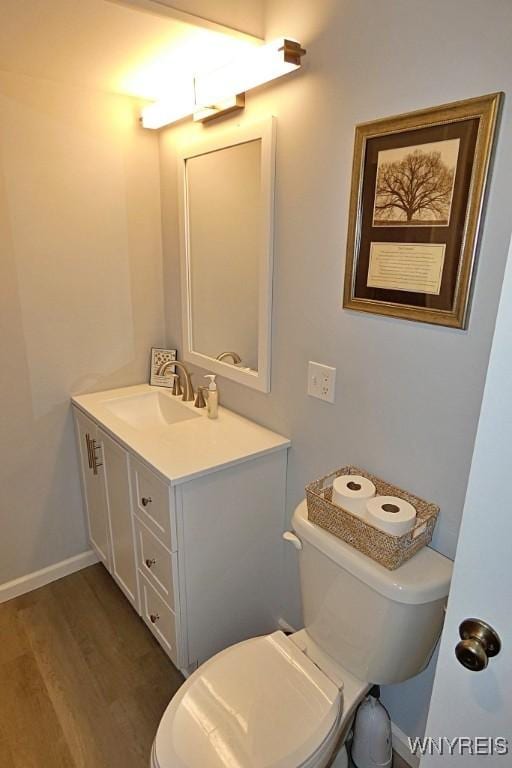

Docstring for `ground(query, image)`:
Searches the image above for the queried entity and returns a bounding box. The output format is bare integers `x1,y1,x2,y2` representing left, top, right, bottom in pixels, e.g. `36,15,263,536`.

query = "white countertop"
72,384,290,485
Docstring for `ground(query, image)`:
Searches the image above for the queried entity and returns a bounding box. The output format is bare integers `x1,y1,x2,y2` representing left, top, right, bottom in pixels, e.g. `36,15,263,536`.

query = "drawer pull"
91,439,103,475
141,496,152,507
150,613,160,624
145,558,156,569
85,433,93,469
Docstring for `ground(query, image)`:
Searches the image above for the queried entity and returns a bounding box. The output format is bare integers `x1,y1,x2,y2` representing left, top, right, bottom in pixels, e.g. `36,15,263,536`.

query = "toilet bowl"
152,500,452,767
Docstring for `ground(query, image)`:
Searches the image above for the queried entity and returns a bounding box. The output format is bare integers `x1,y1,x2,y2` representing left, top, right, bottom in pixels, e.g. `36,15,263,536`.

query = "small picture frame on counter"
150,348,177,388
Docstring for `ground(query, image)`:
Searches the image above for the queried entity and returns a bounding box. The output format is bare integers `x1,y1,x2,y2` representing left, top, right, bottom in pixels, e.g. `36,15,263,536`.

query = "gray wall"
160,0,512,737
0,72,165,586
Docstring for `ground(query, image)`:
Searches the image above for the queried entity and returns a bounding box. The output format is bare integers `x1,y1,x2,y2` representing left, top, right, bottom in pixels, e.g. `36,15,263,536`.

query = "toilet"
152,500,452,768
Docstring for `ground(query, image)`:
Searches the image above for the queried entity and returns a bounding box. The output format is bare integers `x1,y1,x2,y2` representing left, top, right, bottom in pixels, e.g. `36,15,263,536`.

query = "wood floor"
0,564,183,768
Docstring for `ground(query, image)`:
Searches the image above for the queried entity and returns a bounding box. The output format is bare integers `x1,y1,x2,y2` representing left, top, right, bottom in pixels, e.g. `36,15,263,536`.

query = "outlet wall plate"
307,361,336,403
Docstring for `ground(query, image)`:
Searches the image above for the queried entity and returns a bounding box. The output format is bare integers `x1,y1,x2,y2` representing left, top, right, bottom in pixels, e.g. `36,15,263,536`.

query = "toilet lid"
154,631,341,768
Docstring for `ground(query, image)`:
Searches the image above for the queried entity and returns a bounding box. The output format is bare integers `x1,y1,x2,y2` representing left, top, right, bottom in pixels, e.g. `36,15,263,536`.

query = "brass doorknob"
455,619,501,672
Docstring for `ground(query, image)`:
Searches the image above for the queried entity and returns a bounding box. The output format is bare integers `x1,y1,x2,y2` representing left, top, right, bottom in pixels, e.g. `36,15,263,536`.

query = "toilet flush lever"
283,531,303,550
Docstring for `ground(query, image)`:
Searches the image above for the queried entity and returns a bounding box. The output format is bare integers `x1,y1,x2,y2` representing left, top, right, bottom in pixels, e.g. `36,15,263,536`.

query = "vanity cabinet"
72,393,289,675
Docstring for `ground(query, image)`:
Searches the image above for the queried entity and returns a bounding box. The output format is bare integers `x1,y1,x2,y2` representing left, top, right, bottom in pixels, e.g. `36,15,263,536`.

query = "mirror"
178,118,276,392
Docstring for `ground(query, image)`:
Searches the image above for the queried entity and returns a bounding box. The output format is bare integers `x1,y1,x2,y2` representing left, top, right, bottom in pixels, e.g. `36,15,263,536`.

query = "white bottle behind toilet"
351,692,392,768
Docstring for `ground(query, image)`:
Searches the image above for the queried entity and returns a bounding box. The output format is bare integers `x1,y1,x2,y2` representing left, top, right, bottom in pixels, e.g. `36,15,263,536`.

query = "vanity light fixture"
193,38,306,118
140,38,306,129
192,94,246,123
141,98,194,130
140,77,196,129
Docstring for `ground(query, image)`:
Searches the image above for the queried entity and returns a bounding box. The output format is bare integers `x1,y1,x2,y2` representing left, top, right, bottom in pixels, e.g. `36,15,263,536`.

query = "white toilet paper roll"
366,496,417,536
332,475,376,519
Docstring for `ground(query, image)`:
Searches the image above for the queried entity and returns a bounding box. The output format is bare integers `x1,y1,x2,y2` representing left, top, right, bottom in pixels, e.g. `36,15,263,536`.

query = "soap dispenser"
204,375,218,419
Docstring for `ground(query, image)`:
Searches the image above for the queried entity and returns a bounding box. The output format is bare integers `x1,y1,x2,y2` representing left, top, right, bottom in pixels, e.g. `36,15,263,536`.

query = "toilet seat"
153,631,342,768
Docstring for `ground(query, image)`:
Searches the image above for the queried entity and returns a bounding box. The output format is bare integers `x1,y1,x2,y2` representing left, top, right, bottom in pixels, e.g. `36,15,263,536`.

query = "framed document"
150,347,177,388
343,93,502,328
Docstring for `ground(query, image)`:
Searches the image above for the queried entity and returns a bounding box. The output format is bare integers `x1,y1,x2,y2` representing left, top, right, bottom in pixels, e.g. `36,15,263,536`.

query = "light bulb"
194,38,305,108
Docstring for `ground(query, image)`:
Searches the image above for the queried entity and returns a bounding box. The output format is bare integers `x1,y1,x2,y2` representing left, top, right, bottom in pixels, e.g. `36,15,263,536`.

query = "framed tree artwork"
343,93,502,328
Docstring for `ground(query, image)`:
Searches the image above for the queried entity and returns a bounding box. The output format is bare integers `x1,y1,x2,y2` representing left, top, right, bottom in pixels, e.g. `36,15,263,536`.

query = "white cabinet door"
73,409,110,568
100,429,139,610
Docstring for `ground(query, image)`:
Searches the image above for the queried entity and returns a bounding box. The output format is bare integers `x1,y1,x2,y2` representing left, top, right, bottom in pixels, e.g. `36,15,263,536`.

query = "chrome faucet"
216,351,242,365
158,360,194,401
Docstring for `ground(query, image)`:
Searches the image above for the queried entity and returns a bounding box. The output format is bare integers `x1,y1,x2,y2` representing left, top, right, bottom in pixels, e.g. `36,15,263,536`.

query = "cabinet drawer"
135,517,175,610
130,456,175,550
140,573,178,666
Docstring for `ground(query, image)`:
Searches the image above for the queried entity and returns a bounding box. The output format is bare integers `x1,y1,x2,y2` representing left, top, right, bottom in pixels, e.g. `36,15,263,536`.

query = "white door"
74,409,110,568
100,429,139,610
421,239,512,765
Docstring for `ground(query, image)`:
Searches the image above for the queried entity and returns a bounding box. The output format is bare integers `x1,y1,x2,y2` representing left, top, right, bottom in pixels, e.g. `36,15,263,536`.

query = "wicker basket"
305,466,439,570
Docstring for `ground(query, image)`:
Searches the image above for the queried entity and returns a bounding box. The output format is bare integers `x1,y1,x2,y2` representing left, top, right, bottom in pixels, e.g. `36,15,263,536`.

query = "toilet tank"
292,501,452,685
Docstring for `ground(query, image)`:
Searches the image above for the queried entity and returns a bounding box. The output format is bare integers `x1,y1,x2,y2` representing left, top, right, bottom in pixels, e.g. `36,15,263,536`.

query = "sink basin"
103,391,200,430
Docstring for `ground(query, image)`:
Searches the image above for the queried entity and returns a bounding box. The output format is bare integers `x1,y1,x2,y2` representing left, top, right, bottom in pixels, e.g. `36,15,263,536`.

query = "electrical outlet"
307,361,336,403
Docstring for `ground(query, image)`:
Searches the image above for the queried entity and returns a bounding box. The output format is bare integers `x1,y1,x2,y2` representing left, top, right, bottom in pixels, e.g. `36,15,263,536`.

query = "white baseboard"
392,721,420,768
0,550,100,604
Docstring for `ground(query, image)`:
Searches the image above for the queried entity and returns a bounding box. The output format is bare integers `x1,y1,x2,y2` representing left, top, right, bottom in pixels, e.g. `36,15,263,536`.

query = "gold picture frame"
343,93,502,328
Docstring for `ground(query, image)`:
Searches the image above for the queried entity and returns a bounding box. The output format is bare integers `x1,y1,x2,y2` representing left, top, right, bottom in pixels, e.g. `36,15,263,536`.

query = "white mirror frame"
177,116,276,393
